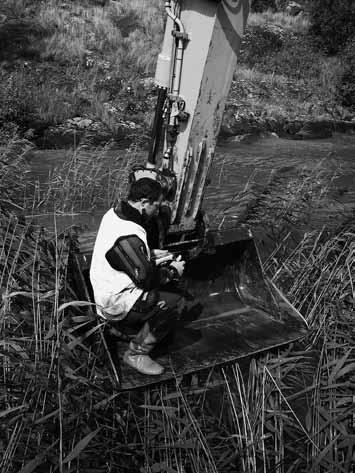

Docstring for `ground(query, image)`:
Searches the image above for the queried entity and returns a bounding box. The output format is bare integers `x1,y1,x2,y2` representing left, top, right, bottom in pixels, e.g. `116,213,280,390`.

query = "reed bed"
0,138,354,472
30,141,144,214
0,139,35,213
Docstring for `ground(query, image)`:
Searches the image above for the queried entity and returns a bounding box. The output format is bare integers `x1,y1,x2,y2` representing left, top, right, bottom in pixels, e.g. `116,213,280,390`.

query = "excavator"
74,0,308,390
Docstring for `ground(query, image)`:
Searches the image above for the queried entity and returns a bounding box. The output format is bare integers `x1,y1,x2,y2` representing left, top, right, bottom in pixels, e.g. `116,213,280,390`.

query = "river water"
27,133,355,235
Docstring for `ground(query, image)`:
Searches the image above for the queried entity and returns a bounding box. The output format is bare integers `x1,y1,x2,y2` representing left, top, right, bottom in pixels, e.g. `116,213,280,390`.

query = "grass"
37,0,163,72
235,9,350,123
0,2,352,147
0,138,354,472
248,8,310,32
231,65,315,121
0,0,164,144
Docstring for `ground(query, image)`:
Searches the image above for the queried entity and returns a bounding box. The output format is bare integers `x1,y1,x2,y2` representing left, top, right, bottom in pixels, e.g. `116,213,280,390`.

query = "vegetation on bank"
0,0,163,146
230,1,354,130
0,138,354,472
0,0,353,147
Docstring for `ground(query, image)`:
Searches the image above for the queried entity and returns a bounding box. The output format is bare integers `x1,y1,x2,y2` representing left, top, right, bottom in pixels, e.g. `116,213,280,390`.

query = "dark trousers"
119,290,184,353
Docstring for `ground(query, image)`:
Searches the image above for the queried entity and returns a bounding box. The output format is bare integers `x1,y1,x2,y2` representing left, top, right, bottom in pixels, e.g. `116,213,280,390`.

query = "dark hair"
127,178,163,203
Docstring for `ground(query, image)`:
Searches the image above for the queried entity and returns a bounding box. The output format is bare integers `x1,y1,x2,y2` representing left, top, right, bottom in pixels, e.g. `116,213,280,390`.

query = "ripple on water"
206,134,355,226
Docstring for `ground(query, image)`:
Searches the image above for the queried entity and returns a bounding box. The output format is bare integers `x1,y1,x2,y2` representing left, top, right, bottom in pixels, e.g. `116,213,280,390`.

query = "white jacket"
90,208,150,320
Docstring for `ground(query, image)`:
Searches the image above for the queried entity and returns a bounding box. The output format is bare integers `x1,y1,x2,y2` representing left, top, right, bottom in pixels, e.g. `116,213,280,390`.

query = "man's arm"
105,235,183,291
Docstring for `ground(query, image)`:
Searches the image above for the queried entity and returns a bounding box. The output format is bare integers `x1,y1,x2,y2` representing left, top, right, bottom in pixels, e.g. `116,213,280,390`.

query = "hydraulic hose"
149,1,186,166
164,0,185,97
164,0,185,36
147,86,167,165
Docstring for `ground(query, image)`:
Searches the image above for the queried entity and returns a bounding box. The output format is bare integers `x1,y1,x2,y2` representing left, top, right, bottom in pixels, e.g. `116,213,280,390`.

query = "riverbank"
0,1,354,149
26,113,355,150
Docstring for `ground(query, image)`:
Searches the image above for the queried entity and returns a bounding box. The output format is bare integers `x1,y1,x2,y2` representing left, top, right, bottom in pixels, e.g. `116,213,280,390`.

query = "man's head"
127,178,163,219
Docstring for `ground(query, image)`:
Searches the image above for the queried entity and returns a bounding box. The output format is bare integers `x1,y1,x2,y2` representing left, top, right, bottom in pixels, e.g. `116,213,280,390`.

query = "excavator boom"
134,0,249,233
164,0,249,230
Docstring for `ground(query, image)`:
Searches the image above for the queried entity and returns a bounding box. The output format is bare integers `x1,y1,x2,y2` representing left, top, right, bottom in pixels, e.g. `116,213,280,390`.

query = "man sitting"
90,178,186,376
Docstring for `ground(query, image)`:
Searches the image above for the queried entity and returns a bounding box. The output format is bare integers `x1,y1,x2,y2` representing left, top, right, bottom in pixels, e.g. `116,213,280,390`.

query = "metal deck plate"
115,298,308,390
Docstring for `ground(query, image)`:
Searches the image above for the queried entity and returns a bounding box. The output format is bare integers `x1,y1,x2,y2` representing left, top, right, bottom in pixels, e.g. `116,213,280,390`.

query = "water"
27,133,355,234
206,134,355,229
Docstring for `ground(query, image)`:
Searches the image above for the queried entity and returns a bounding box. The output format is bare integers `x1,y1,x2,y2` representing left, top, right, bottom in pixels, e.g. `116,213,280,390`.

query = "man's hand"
169,255,185,277
157,299,168,310
152,249,169,258
152,249,174,266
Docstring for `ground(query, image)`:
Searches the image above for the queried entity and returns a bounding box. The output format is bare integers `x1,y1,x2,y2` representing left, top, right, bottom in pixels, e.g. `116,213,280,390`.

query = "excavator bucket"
114,226,308,390
73,228,307,391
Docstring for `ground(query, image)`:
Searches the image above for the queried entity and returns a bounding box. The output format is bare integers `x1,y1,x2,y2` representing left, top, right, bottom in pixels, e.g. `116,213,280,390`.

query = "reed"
32,142,143,214
0,139,34,212
0,138,353,472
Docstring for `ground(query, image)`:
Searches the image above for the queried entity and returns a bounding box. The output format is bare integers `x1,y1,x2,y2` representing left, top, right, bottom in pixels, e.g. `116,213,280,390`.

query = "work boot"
123,350,164,376
123,324,164,376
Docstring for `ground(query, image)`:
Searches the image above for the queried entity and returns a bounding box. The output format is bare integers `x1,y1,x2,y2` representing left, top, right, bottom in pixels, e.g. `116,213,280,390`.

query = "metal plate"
116,302,307,390
113,239,308,390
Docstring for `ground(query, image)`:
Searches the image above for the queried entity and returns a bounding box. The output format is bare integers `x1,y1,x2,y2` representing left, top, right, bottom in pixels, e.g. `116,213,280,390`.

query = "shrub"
261,34,322,79
241,26,321,81
275,0,288,9
0,0,50,60
0,19,48,60
0,69,34,123
240,24,284,68
309,0,355,54
0,0,33,19
248,9,309,32
0,66,90,127
338,36,355,110
251,0,276,12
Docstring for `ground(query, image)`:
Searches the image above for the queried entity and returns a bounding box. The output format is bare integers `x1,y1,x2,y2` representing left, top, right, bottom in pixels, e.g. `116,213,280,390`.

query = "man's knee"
121,289,185,329
157,291,185,313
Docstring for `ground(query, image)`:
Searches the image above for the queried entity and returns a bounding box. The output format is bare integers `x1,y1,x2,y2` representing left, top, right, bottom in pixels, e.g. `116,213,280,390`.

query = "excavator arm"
132,0,249,238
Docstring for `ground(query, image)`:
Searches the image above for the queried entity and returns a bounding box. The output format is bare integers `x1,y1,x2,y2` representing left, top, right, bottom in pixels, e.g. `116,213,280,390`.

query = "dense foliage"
339,36,355,110
251,0,277,12
309,0,355,54
308,0,355,109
